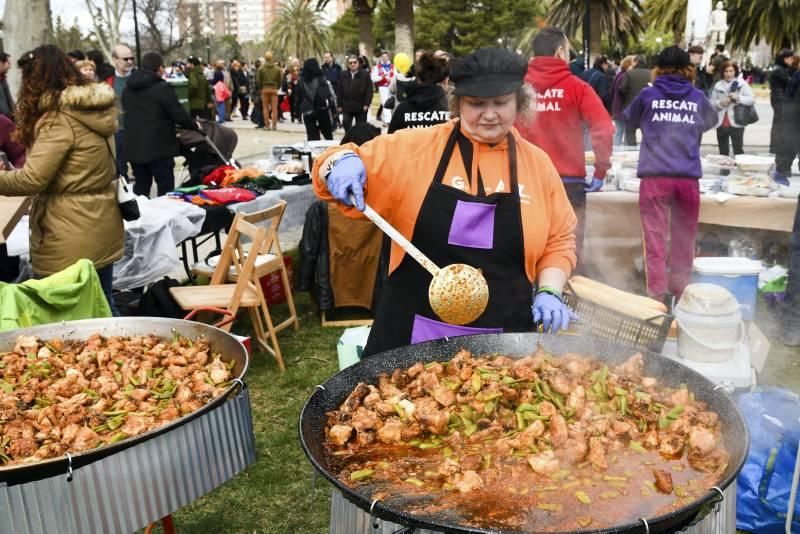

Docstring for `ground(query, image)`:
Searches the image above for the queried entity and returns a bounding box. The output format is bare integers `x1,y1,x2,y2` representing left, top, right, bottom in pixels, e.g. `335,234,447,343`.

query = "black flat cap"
450,48,527,97
657,46,691,69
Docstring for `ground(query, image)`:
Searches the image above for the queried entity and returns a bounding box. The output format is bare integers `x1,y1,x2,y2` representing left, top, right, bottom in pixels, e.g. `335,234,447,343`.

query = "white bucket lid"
676,283,741,315
693,257,763,275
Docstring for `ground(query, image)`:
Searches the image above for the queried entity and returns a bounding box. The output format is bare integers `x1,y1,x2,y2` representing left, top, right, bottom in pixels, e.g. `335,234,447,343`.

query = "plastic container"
691,257,763,320
675,283,744,363
337,326,371,371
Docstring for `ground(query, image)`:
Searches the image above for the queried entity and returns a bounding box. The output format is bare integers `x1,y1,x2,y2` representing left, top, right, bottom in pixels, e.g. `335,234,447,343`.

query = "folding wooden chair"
170,211,294,371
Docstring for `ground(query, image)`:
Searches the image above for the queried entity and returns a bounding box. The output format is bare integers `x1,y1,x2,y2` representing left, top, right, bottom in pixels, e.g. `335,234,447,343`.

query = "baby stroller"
178,119,239,187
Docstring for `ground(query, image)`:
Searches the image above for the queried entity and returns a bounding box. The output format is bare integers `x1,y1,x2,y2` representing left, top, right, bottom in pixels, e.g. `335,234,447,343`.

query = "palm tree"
548,0,644,60
726,0,800,52
352,0,379,58
266,0,330,61
395,0,414,57
644,0,685,45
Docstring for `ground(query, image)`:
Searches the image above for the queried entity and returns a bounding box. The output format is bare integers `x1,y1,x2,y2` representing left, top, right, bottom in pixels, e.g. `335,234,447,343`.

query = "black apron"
363,122,533,357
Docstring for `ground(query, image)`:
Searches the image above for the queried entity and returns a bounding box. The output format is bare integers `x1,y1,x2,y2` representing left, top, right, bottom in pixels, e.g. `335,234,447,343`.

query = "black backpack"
137,277,184,319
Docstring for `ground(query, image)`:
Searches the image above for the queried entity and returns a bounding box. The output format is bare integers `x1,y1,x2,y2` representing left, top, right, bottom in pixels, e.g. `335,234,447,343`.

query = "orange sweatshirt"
312,120,577,282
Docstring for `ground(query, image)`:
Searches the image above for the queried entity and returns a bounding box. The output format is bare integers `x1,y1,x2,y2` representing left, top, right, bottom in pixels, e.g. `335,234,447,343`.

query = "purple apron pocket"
447,200,496,249
410,314,503,345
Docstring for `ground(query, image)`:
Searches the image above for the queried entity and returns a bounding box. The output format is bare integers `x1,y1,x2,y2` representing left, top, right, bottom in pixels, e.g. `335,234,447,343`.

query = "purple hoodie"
623,74,717,178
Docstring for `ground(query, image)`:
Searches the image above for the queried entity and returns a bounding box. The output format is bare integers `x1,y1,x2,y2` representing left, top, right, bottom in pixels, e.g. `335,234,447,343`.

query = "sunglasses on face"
348,60,358,64
121,57,134,62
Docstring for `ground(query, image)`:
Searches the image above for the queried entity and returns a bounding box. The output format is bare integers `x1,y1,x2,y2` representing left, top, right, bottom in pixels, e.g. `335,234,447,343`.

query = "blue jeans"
216,101,226,123
96,264,120,317
113,130,129,177
613,119,625,146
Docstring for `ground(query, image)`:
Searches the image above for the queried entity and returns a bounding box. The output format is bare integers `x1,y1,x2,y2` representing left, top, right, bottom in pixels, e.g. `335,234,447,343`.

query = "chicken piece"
13,335,39,356
7,438,37,459
549,414,568,447
588,437,608,470
461,454,483,471
558,437,589,465
653,469,674,494
512,355,539,369
615,353,644,378
511,365,538,381
642,429,659,450
432,385,455,407
611,419,636,438
567,385,586,413
400,422,421,441
351,407,381,432
413,398,448,435
694,411,719,428
328,424,354,447
179,400,202,415
453,470,483,493
0,393,19,422
356,430,375,447
128,389,150,402
61,423,81,444
527,450,560,476
342,383,371,412
362,386,381,409
437,457,461,477
407,362,425,379
207,358,231,385
120,414,154,437
688,426,717,457
175,385,193,403
510,420,545,449
562,355,592,377
72,427,100,452
588,416,611,436
641,377,658,390
538,401,557,418
670,388,690,407
668,414,693,436
51,374,82,398
378,375,402,398
419,371,440,394
376,418,403,443
159,406,180,422
95,375,119,396
688,448,729,473
543,368,572,395
658,434,685,457
374,401,397,417
167,365,190,381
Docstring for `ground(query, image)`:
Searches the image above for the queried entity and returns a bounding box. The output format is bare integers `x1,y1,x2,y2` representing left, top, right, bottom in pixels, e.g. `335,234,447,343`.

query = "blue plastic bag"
736,388,800,533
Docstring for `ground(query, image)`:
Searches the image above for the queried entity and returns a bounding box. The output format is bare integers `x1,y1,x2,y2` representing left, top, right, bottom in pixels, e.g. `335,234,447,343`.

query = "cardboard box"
0,196,30,244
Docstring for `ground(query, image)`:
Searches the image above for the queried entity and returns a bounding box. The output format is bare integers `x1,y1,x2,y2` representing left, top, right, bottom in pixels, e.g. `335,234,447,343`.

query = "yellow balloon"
393,53,412,74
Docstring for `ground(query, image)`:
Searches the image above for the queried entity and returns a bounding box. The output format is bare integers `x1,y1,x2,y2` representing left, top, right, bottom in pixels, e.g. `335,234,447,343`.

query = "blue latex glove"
532,293,578,334
585,177,604,192
327,154,366,211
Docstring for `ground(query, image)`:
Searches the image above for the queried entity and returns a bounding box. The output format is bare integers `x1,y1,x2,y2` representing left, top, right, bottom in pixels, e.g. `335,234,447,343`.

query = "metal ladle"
353,196,489,325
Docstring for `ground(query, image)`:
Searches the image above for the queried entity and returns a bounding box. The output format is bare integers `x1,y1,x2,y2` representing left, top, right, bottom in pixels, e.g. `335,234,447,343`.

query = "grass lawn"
166,290,343,533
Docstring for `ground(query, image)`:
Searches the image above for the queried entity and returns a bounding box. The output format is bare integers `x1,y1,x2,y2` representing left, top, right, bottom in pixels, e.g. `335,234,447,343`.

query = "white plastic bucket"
675,304,744,363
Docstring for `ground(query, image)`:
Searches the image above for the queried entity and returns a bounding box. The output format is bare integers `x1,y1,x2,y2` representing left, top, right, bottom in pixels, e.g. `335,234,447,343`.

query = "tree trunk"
589,0,602,63
357,12,374,59
395,0,414,58
3,0,52,95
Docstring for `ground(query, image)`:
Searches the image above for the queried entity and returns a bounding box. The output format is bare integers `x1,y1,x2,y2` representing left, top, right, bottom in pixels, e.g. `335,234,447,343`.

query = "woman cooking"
313,48,578,356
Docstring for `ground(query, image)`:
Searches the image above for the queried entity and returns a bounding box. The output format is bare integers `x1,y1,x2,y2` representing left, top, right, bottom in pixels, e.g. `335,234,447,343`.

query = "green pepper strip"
629,441,646,454
350,468,375,481
108,432,129,444
667,405,684,419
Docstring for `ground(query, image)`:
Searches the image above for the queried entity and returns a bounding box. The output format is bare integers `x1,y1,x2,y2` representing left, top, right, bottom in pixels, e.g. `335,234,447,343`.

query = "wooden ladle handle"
351,195,440,276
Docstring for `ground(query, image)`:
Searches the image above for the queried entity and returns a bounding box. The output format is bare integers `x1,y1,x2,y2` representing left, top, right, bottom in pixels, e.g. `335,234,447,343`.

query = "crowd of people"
0,32,795,346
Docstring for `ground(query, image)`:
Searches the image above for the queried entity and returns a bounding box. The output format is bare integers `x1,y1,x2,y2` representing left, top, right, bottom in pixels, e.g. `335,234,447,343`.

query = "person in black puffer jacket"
388,52,450,133
296,57,335,140
769,49,795,153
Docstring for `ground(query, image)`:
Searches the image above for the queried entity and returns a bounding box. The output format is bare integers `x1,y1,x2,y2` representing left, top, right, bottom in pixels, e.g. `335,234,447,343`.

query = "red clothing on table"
516,56,613,180
639,177,700,299
0,115,26,168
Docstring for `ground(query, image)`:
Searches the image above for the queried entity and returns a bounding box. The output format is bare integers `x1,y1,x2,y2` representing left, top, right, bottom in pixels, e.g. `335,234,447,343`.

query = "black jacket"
296,75,335,115
694,67,714,97
122,69,197,164
582,67,611,111
619,65,651,109
388,84,450,133
770,64,792,108
231,69,250,95
336,69,374,113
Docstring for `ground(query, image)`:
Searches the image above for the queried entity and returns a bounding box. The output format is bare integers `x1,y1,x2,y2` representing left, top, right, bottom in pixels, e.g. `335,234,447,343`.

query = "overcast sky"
0,0,134,34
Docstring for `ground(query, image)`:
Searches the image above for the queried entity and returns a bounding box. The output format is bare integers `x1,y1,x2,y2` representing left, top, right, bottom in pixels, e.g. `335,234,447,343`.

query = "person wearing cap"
313,48,578,357
516,27,613,275
187,56,213,119
623,46,718,301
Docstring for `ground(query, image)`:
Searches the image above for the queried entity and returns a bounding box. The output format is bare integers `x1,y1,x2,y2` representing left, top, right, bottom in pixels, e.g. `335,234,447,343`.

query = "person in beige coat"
0,45,124,313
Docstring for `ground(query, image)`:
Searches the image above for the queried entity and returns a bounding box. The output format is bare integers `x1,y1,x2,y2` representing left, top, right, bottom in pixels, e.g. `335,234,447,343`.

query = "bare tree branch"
84,0,128,59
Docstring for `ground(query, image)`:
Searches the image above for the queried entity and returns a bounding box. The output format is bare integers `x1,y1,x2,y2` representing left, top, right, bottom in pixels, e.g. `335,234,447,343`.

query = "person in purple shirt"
623,46,718,303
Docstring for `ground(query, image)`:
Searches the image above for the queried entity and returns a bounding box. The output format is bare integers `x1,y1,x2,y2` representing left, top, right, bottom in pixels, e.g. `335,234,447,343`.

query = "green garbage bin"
167,79,190,114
